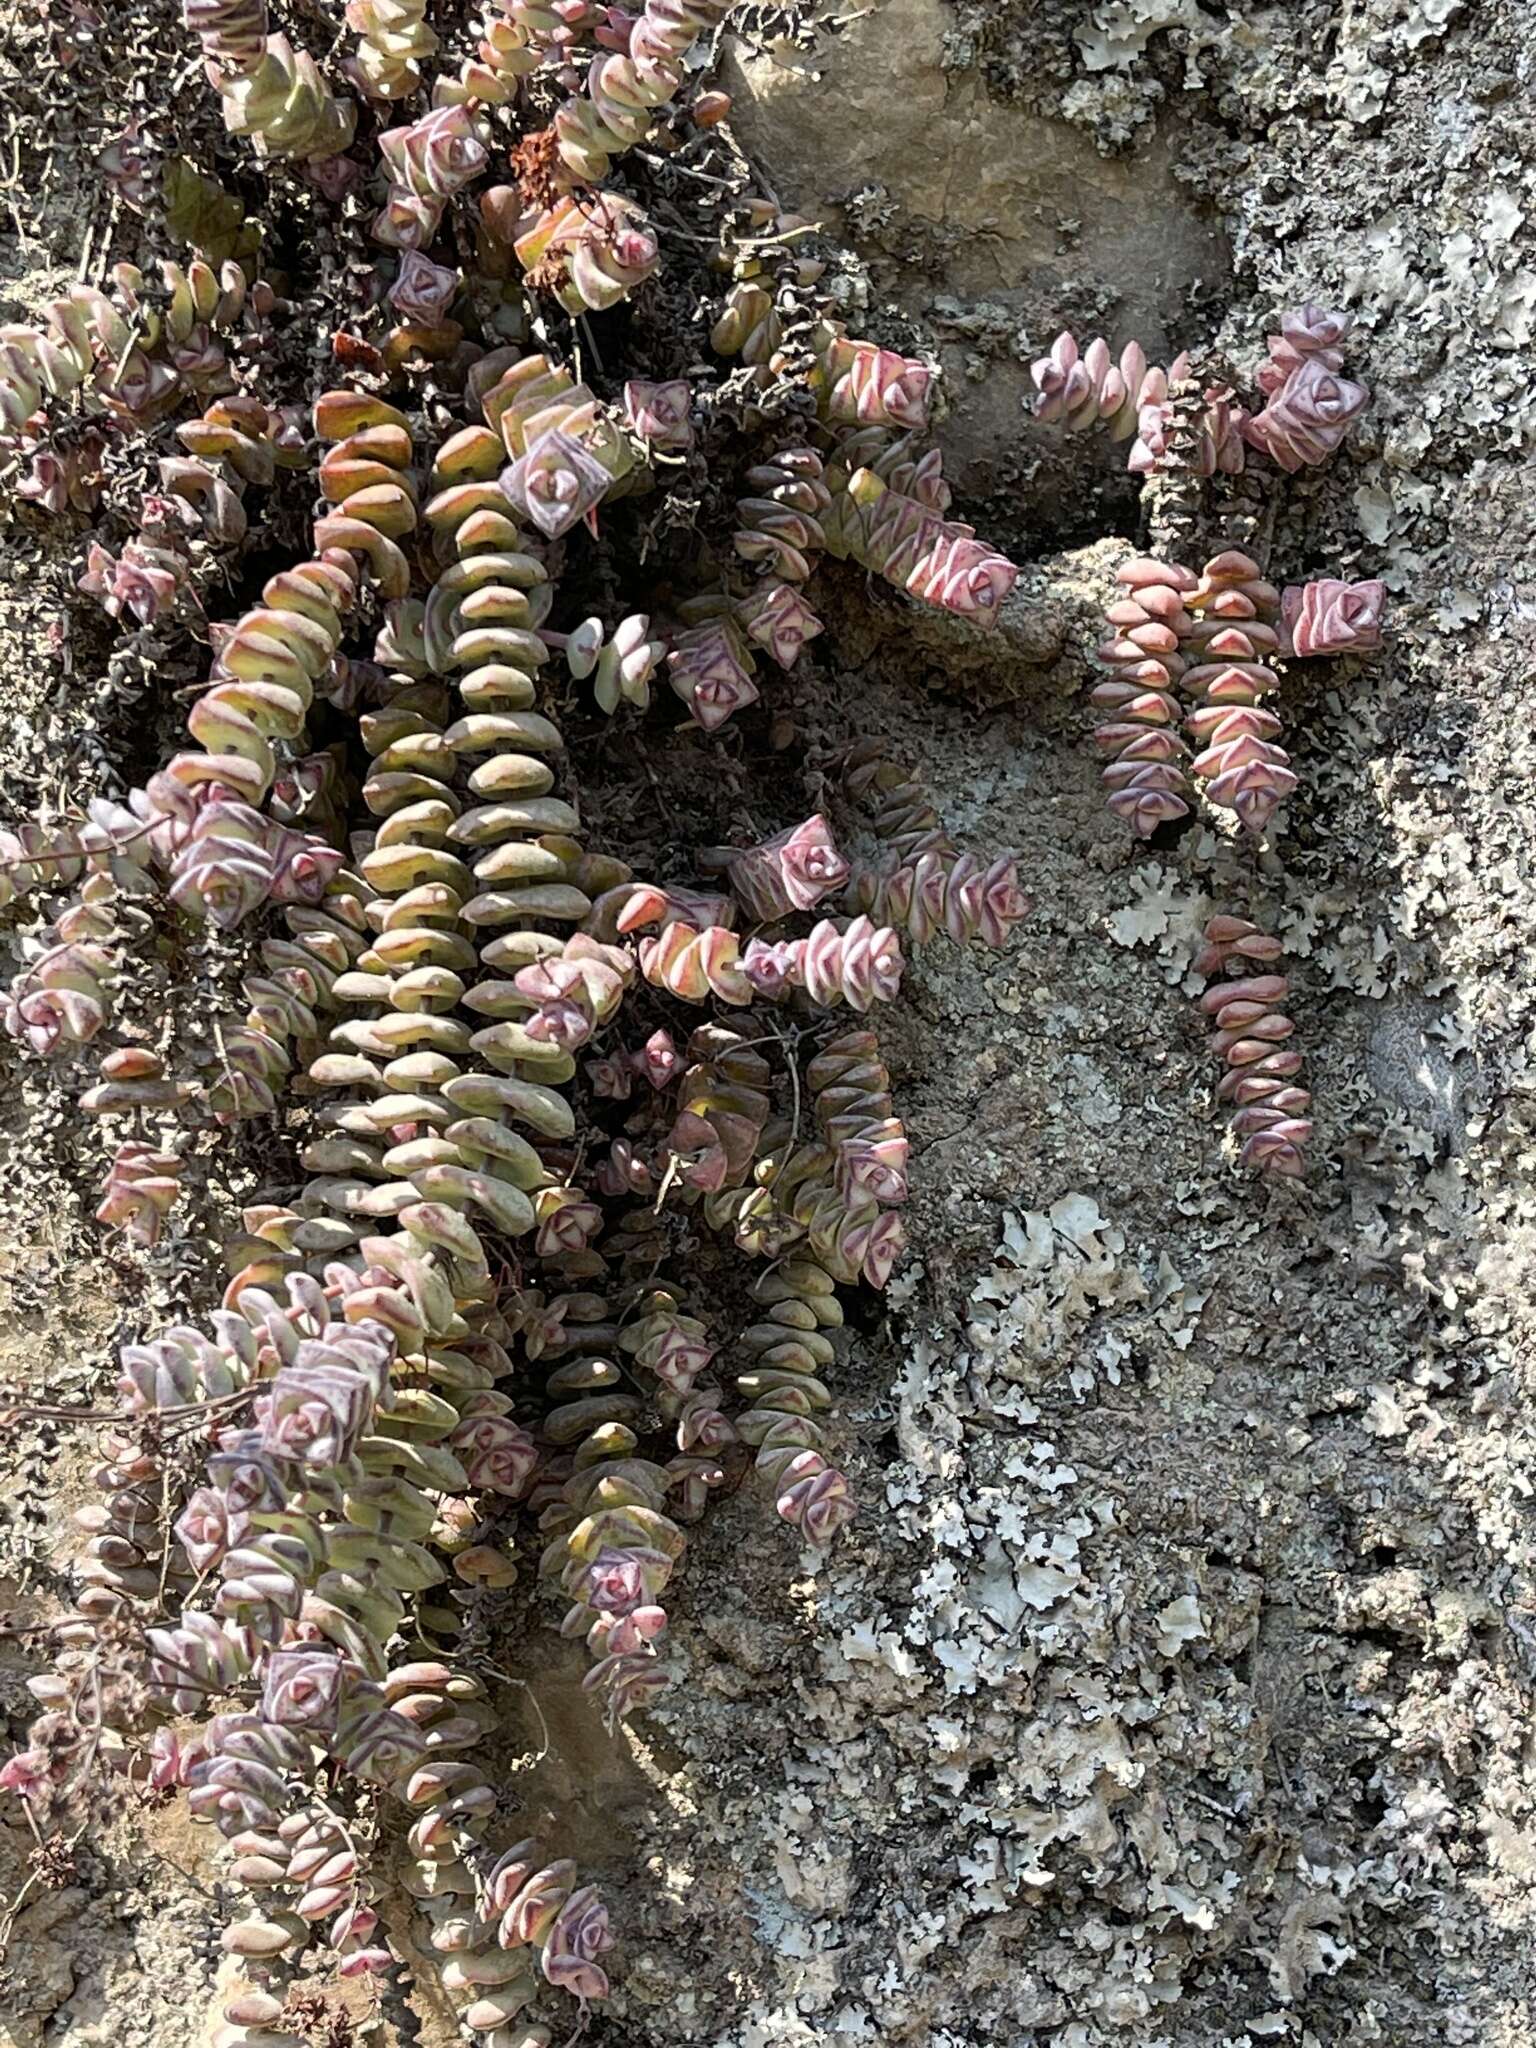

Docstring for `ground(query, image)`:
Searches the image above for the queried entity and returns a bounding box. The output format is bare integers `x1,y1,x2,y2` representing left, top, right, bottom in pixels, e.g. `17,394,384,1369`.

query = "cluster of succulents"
1079,531,1380,1173
1029,300,1370,480
1,256,274,518
0,4,1047,2036
1042,305,1385,1178
0,0,1398,2023
3,337,1021,2025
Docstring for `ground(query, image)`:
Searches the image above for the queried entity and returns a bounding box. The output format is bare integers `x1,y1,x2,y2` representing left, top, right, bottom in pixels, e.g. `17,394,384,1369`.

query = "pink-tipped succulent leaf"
1279,577,1385,657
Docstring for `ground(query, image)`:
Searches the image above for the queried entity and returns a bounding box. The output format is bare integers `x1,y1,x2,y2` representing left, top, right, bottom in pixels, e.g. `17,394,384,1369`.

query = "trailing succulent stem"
1195,916,1313,1177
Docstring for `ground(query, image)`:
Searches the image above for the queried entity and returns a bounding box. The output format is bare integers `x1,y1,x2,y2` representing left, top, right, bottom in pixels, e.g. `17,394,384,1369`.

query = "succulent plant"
823,443,1018,624
158,407,388,801
375,105,488,248
741,916,905,1012
723,815,850,923
555,613,665,713
1243,305,1368,472
1089,555,1199,837
346,0,439,98
1195,915,1313,1176
734,447,830,584
811,325,933,430
837,746,1030,946
736,581,824,670
709,279,782,367
1030,307,1368,481
553,0,740,183
184,0,271,74
79,540,187,625
736,1260,856,1537
95,1142,185,1247
1030,331,1187,438
386,250,460,327
2,933,119,1054
839,742,949,857
0,260,259,456
1279,577,1386,657
1183,549,1295,837
847,849,1030,948
666,611,760,730
502,427,617,538
166,799,276,926
207,24,358,161
638,921,754,1004
622,379,693,450
1130,380,1247,477
514,191,660,314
